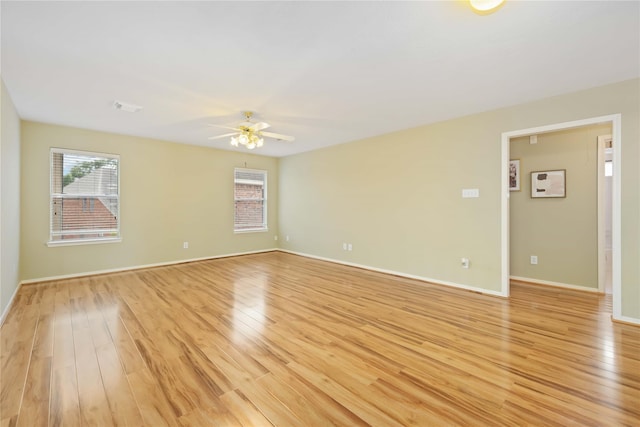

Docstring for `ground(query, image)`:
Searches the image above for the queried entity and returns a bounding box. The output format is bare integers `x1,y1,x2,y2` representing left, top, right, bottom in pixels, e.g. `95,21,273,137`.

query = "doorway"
500,114,622,320
598,135,613,294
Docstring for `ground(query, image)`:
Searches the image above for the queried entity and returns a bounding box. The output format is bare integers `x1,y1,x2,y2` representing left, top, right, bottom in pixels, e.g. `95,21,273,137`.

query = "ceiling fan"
208,111,295,150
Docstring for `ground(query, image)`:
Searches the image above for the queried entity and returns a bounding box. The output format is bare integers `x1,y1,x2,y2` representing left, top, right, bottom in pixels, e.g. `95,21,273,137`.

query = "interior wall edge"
0,77,22,321
278,249,507,298
19,248,278,286
612,316,640,327
509,275,602,294
0,281,22,327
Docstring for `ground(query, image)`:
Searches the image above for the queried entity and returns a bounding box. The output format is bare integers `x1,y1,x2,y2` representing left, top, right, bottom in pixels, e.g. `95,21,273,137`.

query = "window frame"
234,168,268,233
47,148,121,247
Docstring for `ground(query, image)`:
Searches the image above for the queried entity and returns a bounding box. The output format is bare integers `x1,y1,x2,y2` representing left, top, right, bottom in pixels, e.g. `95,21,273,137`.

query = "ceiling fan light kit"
208,111,294,151
469,0,505,14
231,133,264,150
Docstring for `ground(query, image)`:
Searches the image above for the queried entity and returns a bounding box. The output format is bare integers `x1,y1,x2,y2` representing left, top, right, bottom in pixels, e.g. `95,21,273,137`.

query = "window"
49,148,120,245
234,168,267,232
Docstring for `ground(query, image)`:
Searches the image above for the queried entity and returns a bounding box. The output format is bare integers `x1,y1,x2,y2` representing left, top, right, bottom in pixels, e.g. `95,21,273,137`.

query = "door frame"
500,114,622,320
597,134,612,293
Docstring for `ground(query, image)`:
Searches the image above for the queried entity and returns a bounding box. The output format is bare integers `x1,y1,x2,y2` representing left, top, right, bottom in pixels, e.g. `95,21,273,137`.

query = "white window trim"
234,167,267,233
48,148,121,245
234,228,269,234
47,237,122,247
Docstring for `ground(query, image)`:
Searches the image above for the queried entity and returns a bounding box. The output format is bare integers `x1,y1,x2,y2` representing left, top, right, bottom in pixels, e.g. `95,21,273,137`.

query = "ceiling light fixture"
469,0,505,14
208,111,294,150
230,129,264,150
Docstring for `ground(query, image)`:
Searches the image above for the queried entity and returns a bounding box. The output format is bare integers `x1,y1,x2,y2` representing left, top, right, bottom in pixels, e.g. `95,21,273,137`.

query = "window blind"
50,148,120,243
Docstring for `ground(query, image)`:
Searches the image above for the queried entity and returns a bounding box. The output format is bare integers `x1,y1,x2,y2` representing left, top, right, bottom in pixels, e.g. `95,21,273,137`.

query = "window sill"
234,228,268,234
47,238,122,247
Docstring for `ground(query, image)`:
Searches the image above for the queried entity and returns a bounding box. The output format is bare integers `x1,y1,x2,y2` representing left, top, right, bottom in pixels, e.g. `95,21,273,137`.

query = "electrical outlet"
530,255,538,265
347,243,353,251
286,235,290,242
183,242,189,249
461,257,470,269
342,243,347,250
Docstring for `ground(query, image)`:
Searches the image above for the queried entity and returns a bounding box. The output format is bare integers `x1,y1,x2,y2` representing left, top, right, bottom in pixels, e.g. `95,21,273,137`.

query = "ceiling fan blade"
207,132,238,141
261,131,295,142
250,122,271,131
208,124,241,131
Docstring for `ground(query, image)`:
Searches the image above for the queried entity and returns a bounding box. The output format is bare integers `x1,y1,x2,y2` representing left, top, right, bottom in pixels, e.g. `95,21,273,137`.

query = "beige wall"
280,117,502,291
20,122,279,281
510,124,611,288
279,79,640,320
1,79,22,318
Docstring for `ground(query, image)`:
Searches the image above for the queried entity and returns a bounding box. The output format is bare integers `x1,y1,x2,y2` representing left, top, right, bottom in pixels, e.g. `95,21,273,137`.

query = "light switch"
462,189,480,198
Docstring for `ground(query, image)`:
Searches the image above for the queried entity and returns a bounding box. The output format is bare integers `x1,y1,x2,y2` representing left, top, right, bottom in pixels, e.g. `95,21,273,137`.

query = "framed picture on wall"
531,169,566,198
509,159,520,191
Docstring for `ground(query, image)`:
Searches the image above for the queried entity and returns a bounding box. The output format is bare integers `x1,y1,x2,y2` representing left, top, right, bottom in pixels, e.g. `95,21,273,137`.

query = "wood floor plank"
234,376,303,426
199,344,256,388
73,324,115,426
1,252,638,426
131,335,196,418
178,407,241,427
0,317,37,424
95,341,145,426
287,360,405,426
252,371,342,426
127,368,180,427
52,309,75,372
367,376,473,426
171,335,235,398
49,364,81,427
219,389,274,427
31,313,54,360
257,360,369,426
15,356,51,427
104,316,146,375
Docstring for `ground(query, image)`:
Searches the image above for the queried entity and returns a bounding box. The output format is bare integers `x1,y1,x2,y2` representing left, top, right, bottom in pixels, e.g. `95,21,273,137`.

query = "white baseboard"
280,249,506,297
510,275,601,293
613,315,640,326
0,281,23,326
20,248,278,285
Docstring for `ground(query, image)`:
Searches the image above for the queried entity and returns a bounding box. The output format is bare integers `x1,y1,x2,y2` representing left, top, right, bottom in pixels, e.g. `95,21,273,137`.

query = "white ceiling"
2,1,639,157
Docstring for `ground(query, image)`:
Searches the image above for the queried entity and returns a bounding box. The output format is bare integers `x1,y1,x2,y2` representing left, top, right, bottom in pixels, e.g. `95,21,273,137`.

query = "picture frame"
509,159,520,191
531,169,566,198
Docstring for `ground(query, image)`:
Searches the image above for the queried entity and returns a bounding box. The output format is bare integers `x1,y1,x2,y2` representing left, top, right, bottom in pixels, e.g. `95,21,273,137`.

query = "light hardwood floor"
1,252,639,426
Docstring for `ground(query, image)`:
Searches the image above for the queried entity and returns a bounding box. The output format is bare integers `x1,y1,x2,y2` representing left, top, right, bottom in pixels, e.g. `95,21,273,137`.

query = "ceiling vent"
113,100,143,113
